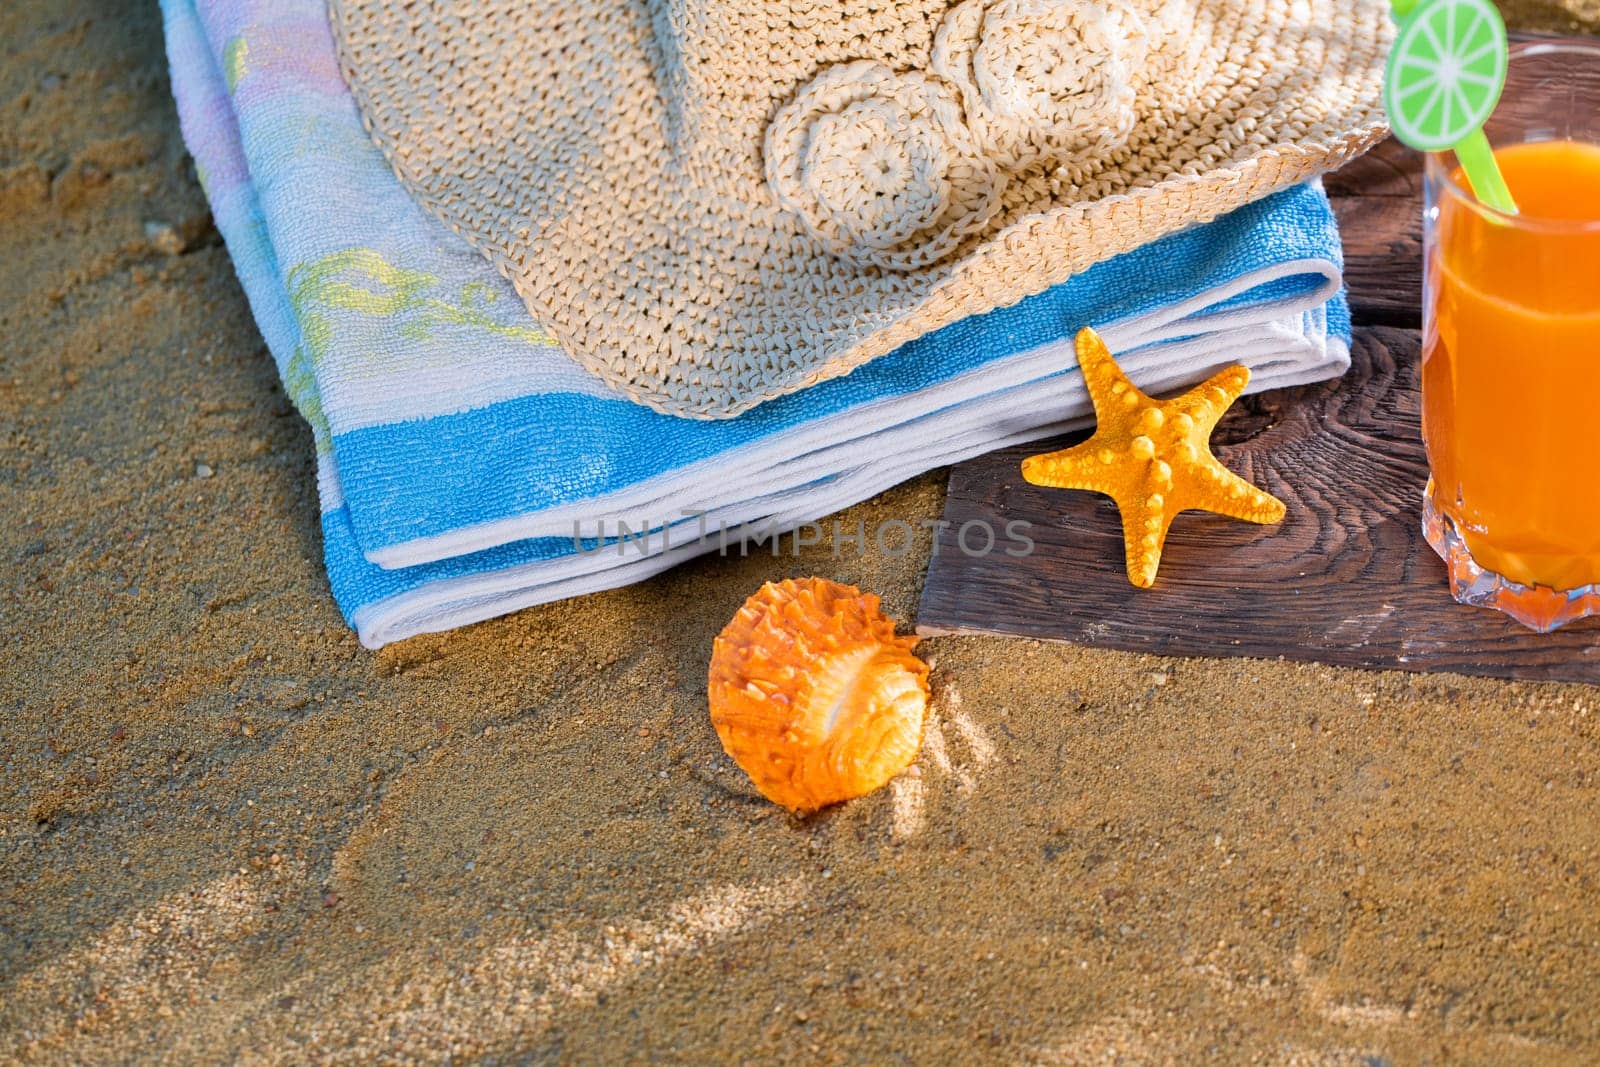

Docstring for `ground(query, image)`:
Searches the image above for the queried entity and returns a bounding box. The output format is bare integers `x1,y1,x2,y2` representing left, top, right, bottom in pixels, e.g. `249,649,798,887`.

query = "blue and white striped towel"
163,0,1353,648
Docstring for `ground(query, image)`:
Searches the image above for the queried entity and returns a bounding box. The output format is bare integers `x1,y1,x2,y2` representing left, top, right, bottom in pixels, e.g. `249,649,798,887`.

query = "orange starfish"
1021,327,1286,588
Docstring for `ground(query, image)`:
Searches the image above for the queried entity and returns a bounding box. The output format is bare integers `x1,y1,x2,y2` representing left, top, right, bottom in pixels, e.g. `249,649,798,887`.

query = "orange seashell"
708,577,930,814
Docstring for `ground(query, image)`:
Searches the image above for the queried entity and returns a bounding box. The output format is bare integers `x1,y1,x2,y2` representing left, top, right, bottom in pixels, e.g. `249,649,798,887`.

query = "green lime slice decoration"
1383,0,1517,213
1384,0,1507,150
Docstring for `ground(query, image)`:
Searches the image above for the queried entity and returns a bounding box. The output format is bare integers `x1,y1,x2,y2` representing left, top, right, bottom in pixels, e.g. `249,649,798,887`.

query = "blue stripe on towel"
322,290,1351,643
332,184,1343,553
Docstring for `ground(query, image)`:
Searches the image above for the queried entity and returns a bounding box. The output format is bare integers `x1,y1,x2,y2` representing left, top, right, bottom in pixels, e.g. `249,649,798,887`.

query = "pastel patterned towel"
162,0,1354,649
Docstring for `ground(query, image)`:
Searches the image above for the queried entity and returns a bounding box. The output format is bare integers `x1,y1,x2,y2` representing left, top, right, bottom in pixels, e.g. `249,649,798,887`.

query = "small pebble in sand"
144,220,187,256
195,462,214,478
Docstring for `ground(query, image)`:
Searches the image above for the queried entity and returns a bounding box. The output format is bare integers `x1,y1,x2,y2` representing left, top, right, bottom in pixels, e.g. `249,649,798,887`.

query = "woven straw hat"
330,0,1391,419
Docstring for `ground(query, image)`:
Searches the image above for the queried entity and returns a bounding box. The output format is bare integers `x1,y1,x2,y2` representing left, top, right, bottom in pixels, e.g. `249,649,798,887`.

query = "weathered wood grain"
1325,138,1424,328
916,328,1600,683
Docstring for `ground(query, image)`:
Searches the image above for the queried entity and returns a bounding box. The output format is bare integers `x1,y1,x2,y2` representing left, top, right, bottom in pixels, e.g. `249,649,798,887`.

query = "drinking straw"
1384,0,1519,214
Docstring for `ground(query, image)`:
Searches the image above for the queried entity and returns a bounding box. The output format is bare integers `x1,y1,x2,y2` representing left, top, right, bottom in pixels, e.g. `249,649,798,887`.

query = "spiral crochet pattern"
329,0,1392,419
933,0,1144,170
766,62,1003,272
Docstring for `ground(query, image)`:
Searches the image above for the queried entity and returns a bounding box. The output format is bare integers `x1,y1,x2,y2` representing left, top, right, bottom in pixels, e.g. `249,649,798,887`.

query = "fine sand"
4,1,1600,1063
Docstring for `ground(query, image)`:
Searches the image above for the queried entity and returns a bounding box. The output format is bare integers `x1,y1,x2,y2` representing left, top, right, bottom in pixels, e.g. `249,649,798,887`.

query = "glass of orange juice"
1422,40,1600,631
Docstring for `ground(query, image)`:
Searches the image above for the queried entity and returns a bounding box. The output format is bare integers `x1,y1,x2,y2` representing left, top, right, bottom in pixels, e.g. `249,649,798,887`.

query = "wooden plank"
915,327,1600,684
1324,137,1423,328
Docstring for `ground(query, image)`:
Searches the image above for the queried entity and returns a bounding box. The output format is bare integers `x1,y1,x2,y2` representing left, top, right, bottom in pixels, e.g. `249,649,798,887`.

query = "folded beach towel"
162,0,1354,648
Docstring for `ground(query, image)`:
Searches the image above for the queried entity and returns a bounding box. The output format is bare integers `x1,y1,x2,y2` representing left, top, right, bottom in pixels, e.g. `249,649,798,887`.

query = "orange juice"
1423,139,1600,592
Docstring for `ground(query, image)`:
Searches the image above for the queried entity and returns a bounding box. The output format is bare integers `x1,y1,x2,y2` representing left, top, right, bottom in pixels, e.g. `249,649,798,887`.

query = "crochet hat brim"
330,0,1391,419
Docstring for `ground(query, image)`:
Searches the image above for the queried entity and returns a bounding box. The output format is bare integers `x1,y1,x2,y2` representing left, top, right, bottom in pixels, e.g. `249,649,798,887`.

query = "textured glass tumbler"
1420,41,1600,631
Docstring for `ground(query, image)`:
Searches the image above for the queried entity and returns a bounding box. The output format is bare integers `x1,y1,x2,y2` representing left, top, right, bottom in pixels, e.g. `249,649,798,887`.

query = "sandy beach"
4,0,1600,1062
